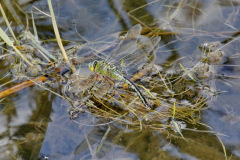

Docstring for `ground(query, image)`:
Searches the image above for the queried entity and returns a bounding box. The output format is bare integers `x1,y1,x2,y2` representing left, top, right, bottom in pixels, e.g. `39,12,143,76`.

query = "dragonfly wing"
103,24,161,76
75,32,120,65
64,72,100,101
113,35,161,77
106,24,142,64
90,79,115,99
125,36,161,74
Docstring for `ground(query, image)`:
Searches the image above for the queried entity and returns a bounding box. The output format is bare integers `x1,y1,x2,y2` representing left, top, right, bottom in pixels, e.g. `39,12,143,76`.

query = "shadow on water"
0,0,240,160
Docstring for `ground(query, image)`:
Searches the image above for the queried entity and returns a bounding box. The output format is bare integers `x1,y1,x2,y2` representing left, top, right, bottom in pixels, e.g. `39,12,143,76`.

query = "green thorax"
89,60,124,81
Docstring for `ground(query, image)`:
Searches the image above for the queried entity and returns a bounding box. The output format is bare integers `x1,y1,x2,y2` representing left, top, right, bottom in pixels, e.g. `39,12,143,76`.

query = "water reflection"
0,0,240,159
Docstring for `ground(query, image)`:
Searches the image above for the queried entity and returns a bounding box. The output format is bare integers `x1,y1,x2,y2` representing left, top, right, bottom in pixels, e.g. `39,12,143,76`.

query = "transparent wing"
75,32,120,66
103,24,161,77
105,24,142,64
64,71,117,103
116,36,161,77
75,24,142,65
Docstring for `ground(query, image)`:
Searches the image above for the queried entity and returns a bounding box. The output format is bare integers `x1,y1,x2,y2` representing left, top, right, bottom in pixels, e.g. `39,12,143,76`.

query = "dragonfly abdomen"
123,76,151,110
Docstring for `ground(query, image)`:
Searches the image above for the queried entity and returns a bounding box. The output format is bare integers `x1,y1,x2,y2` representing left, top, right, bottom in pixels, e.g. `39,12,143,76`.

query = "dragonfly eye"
93,60,98,69
89,60,98,72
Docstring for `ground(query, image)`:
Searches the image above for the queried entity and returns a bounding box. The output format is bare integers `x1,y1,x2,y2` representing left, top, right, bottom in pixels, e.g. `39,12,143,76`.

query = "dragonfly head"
89,60,98,72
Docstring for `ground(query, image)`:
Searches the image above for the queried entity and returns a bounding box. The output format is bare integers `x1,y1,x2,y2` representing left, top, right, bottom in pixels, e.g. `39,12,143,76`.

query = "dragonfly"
87,24,161,110
65,24,160,110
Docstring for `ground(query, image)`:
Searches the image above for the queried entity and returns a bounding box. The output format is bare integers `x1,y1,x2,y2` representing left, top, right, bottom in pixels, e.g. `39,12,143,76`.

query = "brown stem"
0,67,69,99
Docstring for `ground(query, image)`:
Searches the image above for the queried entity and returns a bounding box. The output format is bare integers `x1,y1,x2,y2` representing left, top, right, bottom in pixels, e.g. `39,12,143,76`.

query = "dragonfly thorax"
89,60,123,81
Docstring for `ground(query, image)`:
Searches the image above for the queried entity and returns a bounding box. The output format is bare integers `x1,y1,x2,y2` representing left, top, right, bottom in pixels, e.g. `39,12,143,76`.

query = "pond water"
0,0,240,160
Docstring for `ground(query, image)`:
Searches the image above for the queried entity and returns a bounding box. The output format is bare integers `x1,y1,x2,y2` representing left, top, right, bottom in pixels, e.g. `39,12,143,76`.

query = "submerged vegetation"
0,0,240,159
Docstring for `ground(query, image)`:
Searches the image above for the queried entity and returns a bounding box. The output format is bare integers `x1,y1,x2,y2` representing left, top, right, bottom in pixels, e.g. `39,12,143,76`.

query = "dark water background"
0,0,240,159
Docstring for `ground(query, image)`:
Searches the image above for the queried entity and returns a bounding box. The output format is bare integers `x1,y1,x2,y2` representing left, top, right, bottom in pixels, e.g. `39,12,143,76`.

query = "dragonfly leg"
103,76,115,86
103,76,116,98
95,74,99,81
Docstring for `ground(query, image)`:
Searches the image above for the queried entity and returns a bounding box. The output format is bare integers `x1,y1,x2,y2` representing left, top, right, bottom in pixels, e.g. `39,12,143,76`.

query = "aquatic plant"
1,0,240,159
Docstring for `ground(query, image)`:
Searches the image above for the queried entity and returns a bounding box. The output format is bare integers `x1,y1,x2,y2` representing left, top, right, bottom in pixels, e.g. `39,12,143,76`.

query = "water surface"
0,0,240,159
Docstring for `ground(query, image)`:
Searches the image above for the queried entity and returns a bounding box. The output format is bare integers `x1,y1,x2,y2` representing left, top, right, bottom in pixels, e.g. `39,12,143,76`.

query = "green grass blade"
217,135,227,160
172,101,176,119
172,102,187,141
31,11,38,41
172,120,187,141
0,4,18,45
96,126,111,154
179,63,196,81
30,41,57,61
0,27,33,66
2,0,23,29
